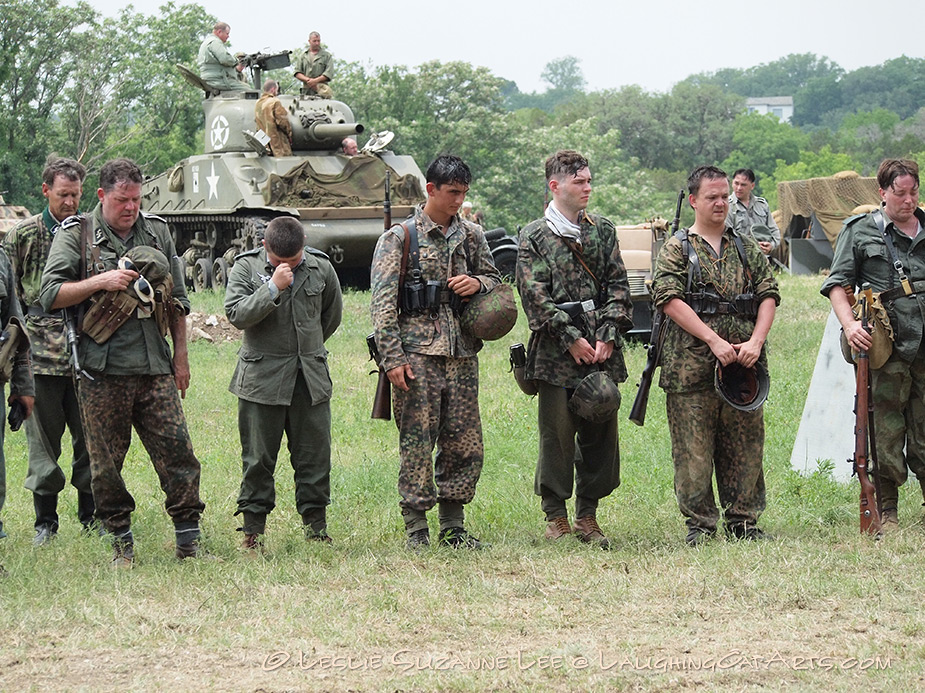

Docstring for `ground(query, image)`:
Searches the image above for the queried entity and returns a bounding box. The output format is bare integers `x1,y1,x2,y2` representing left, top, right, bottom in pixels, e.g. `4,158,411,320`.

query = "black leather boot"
33,494,59,546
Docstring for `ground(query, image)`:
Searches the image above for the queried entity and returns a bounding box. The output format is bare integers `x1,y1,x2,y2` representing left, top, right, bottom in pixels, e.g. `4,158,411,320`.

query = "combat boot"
77,491,98,533
879,478,899,532
573,515,611,550
241,532,264,555
32,493,59,547
111,541,134,569
545,516,572,541
302,508,332,543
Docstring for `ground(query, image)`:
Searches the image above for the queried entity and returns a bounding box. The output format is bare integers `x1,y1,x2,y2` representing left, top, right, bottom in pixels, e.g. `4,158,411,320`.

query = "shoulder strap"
730,232,754,291
398,217,421,289
872,208,913,295
676,228,700,293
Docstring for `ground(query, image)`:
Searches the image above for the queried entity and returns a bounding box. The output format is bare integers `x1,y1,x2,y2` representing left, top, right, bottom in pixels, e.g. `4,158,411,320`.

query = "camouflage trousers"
535,381,620,520
870,348,925,487
393,352,483,512
666,390,766,531
78,372,204,534
24,374,91,496
0,390,6,537
235,372,331,533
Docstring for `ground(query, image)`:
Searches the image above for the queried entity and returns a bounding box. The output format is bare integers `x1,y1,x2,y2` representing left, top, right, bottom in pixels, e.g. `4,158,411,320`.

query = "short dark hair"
264,216,305,257
263,79,278,93
425,155,471,188
545,150,589,183
877,158,919,191
688,165,728,197
732,168,756,183
42,157,86,187
99,158,143,192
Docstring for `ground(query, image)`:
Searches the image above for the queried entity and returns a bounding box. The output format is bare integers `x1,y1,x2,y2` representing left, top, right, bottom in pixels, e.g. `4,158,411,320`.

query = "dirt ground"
187,311,241,343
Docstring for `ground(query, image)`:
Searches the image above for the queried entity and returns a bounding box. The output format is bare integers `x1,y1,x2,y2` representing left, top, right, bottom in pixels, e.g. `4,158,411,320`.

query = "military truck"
142,51,426,289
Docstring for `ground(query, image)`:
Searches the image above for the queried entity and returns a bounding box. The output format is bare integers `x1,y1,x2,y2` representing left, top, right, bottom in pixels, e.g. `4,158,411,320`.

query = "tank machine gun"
148,51,426,289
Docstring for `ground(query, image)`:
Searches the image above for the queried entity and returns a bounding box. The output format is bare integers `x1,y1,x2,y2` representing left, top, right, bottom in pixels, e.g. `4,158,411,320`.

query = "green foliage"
540,56,586,93
685,53,843,98
721,112,807,195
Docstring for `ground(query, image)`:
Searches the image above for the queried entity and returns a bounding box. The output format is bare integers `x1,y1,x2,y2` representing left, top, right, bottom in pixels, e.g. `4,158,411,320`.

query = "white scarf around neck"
545,201,583,243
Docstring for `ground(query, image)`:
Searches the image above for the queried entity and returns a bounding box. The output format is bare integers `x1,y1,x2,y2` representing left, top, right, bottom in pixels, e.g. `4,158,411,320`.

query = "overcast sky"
84,0,921,94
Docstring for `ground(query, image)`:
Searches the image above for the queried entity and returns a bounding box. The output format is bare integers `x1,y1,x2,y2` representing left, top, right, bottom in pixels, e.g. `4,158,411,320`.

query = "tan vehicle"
0,194,30,241
615,220,669,337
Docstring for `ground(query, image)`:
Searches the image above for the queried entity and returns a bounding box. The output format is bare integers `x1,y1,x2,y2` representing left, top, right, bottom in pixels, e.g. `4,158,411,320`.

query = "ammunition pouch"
685,288,758,318
0,316,30,384
82,290,139,344
509,342,538,396
401,276,455,316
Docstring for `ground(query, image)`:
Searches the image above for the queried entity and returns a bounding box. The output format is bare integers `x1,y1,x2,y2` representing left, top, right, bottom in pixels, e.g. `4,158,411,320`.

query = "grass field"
0,273,923,692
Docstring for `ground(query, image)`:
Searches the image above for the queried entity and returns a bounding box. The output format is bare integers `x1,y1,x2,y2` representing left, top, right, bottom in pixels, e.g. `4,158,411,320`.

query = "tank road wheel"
212,258,230,289
193,258,213,292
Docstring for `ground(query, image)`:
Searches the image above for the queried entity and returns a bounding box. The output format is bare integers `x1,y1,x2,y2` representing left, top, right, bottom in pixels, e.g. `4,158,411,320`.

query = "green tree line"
3,1,924,231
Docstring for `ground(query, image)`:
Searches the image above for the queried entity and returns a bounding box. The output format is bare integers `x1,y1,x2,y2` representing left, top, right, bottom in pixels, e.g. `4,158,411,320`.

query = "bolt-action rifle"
851,283,882,535
383,170,391,231
367,333,391,420
628,189,685,426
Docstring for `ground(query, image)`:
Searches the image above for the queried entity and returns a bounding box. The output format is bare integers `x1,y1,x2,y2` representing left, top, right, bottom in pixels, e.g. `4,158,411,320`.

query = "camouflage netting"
263,153,424,208
776,172,880,247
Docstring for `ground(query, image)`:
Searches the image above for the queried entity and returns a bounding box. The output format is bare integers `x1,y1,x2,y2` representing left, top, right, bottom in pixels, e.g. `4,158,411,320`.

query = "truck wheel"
193,258,212,292
492,247,517,281
212,258,230,289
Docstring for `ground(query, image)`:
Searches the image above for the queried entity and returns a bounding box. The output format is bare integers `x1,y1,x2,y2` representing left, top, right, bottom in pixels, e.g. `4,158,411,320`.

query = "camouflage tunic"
5,208,92,500
370,204,501,514
516,213,633,388
652,226,779,533
3,209,68,375
653,227,780,393
516,212,632,517
822,207,925,487
726,193,781,251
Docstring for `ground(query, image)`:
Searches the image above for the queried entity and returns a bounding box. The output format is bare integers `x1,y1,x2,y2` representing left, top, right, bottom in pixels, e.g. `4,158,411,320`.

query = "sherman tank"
142,51,426,289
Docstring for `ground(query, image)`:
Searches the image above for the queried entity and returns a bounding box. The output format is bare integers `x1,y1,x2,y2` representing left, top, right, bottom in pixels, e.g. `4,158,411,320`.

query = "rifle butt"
371,371,392,420
628,377,652,427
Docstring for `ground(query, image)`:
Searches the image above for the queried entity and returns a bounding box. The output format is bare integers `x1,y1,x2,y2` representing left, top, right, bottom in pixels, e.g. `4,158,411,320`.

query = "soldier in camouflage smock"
370,155,501,549
39,159,205,567
653,166,779,546
822,158,925,530
516,150,633,548
3,158,94,545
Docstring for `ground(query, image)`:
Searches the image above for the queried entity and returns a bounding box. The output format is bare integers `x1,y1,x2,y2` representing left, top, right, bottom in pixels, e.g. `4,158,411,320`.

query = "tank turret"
146,51,425,289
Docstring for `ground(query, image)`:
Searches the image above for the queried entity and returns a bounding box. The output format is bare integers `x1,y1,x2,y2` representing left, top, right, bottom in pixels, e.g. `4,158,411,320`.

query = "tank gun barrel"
307,122,365,141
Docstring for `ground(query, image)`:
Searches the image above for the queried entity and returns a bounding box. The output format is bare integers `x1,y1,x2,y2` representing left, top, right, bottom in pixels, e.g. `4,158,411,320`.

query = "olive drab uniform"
726,193,781,251
652,226,780,535
255,92,292,157
293,47,334,97
38,206,204,549
370,204,501,533
225,246,342,537
822,206,925,512
0,247,34,539
3,209,94,532
516,212,633,520
197,33,247,93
